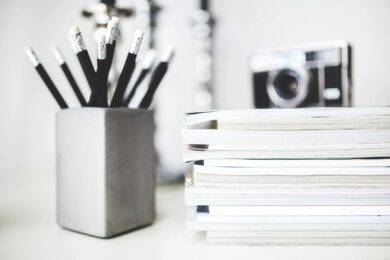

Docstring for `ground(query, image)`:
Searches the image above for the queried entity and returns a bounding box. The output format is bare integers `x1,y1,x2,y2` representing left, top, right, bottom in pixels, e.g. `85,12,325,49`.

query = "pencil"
50,46,87,106
68,27,107,107
88,34,108,107
110,29,144,107
103,16,120,84
122,50,156,107
139,46,174,109
24,47,68,109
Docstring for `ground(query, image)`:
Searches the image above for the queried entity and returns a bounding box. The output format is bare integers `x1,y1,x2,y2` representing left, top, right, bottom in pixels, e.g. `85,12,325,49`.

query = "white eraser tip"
23,46,33,56
111,16,120,24
24,46,40,66
50,45,65,65
161,45,175,62
134,29,144,39
69,26,80,36
142,50,157,69
96,33,106,43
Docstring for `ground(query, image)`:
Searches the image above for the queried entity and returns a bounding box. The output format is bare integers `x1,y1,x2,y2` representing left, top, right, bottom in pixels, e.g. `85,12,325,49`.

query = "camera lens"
266,67,310,108
273,69,300,100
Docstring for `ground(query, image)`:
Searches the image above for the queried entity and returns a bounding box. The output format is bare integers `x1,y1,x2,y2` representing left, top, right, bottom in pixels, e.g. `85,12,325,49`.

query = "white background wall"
0,0,389,178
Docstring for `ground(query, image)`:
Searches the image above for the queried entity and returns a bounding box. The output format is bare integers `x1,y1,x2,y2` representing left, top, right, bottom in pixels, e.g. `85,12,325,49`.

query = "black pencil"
87,34,107,107
139,46,174,109
103,16,120,84
110,29,144,107
24,47,68,109
68,27,107,107
123,50,156,107
50,46,87,106
97,34,108,106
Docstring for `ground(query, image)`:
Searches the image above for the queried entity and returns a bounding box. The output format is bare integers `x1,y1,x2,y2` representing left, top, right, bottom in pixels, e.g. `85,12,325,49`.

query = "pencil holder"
55,108,155,238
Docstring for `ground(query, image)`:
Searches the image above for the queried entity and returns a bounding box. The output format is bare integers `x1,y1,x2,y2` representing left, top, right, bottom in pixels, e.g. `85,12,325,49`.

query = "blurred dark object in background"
192,0,216,110
82,0,134,28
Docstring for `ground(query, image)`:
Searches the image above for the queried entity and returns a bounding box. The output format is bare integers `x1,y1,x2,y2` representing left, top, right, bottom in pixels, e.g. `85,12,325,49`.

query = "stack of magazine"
183,107,390,245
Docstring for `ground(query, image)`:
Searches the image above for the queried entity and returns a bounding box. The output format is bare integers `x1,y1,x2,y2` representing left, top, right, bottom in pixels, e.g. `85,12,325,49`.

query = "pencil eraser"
129,29,144,55
24,46,40,67
111,16,120,24
161,45,175,63
50,46,65,65
69,26,81,36
142,50,156,69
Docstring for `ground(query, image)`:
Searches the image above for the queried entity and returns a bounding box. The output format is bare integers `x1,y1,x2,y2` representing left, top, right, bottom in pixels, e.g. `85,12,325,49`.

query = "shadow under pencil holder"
56,108,155,238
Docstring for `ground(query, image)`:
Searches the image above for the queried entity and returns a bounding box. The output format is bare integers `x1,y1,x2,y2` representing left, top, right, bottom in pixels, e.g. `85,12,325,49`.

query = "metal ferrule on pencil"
69,27,87,53
129,30,144,55
97,34,107,60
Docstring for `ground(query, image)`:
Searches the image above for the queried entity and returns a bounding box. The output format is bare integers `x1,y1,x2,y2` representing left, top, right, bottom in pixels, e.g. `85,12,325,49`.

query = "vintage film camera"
250,41,352,108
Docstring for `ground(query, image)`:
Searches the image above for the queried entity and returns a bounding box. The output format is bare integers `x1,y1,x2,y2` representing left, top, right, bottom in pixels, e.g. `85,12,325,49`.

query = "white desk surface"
1,172,390,260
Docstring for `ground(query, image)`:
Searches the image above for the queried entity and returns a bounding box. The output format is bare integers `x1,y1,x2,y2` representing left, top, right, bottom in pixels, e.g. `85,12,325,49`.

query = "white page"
186,184,390,195
209,205,390,216
184,148,390,161
195,214,390,224
203,158,390,167
183,129,390,146
183,107,390,127
193,165,390,176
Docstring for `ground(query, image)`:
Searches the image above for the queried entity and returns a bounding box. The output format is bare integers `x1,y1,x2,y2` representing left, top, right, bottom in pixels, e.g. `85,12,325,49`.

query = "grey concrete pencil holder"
55,108,155,238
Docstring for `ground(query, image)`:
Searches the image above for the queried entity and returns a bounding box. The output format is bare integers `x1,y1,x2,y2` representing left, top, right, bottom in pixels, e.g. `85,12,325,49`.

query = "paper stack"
182,107,390,245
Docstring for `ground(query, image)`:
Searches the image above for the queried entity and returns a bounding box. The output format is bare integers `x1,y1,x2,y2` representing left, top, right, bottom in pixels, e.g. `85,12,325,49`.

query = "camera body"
250,41,352,108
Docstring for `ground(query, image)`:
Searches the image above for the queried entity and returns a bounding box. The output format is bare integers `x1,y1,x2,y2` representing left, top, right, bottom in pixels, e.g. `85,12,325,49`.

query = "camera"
250,41,352,108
